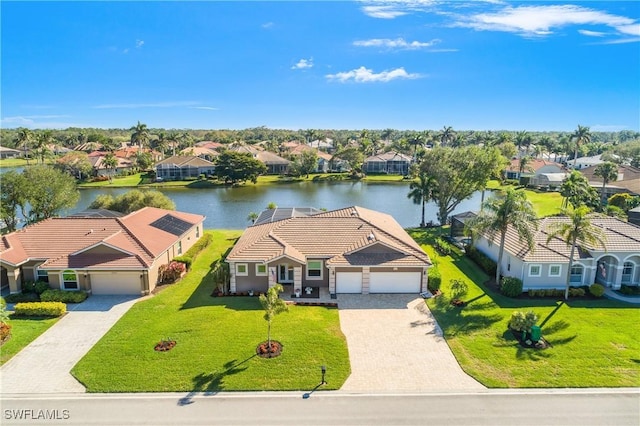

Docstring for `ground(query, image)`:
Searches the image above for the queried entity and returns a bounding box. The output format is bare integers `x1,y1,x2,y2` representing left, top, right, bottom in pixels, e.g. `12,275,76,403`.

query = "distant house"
229,145,290,174
629,206,640,227
179,146,219,162
90,154,135,177
474,215,640,291
579,164,640,197
0,207,205,296
155,155,216,180
363,151,412,175
288,144,333,173
569,154,607,170
0,146,21,159
505,158,566,181
529,173,569,189
450,211,477,237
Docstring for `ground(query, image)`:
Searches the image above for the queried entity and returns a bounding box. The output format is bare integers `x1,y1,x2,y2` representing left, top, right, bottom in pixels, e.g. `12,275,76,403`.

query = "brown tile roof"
229,145,290,165
506,158,566,173
155,155,215,167
484,215,640,262
0,207,205,270
227,206,431,268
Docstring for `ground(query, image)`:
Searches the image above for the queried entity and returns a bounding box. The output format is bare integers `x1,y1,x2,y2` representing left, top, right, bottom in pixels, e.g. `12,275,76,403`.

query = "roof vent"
367,233,375,241
350,210,358,216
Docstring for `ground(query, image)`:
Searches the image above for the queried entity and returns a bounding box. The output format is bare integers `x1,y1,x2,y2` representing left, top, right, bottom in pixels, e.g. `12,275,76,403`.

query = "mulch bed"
154,340,177,352
256,340,282,358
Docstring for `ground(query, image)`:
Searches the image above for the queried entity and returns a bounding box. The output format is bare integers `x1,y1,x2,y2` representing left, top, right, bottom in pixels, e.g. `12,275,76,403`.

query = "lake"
71,181,485,229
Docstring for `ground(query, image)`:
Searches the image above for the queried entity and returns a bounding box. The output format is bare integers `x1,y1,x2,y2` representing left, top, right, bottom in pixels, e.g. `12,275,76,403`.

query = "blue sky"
2,1,639,132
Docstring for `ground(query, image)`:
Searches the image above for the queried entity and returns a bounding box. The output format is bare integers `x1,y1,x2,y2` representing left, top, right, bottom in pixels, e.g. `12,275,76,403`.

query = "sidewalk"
603,288,640,305
0,295,139,394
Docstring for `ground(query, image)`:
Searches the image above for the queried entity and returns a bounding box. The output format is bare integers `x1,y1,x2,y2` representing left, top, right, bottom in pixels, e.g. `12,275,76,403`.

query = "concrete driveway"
0,295,140,394
337,294,485,392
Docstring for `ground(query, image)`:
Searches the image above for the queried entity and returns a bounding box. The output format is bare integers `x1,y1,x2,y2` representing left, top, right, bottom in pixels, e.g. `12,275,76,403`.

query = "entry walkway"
603,288,640,305
337,294,484,392
0,295,140,394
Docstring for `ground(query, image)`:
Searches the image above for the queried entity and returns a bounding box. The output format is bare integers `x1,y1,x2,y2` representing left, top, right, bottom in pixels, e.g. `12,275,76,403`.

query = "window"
196,226,200,238
177,241,183,255
528,264,541,277
570,264,583,284
62,270,78,290
622,262,634,284
306,260,323,280
255,264,267,276
549,265,562,277
236,264,248,276
36,268,49,283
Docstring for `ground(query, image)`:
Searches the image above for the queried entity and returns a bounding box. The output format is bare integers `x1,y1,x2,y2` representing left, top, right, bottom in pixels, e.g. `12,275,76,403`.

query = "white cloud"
262,22,274,29
189,106,219,111
354,37,441,50
136,39,144,48
93,101,200,109
0,115,78,129
326,66,421,83
361,6,408,19
359,1,441,19
616,23,640,37
291,58,313,70
452,5,637,38
578,29,606,37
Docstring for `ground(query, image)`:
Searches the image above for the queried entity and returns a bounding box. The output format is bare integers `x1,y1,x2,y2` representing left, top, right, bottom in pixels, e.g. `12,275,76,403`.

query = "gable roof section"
506,158,565,173
364,151,412,163
0,207,205,269
483,215,640,262
227,206,430,268
155,155,215,168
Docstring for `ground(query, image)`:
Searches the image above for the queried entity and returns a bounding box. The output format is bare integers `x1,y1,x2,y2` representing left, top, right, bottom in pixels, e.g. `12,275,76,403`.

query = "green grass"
72,230,350,392
1,316,61,365
485,181,563,217
409,227,640,388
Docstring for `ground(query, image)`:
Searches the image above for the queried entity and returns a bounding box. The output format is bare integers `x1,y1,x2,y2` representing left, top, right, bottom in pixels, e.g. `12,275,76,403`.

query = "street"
2,389,638,425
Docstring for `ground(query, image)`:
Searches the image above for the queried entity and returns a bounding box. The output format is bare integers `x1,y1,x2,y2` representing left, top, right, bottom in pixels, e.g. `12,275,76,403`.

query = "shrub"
466,246,497,277
500,277,523,297
34,281,50,295
14,302,66,317
40,289,88,303
528,289,536,297
181,233,213,266
433,238,453,256
0,322,11,343
509,310,538,332
427,268,441,293
5,292,39,303
568,287,585,297
619,285,640,295
172,256,192,270
588,284,605,297
21,281,37,294
544,289,555,297
449,279,468,299
159,261,187,284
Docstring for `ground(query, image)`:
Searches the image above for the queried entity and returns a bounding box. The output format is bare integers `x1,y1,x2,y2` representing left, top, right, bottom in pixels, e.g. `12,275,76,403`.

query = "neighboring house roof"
230,145,290,165
68,209,125,218
253,207,324,225
227,206,431,268
451,211,478,223
155,155,215,168
195,141,225,150
481,215,640,263
533,173,569,183
364,151,412,163
288,144,332,161
179,146,220,158
578,164,640,195
0,146,22,154
90,155,134,170
0,207,205,270
570,154,607,169
506,158,565,173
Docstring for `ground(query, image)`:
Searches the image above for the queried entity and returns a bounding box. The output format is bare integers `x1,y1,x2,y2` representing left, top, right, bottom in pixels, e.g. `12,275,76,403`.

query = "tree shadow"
539,301,564,328
177,355,255,406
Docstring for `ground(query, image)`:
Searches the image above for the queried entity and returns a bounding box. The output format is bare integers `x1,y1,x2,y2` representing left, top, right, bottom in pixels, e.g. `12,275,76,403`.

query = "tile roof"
506,158,566,173
155,155,215,167
227,206,431,268
364,151,412,163
484,215,640,262
0,207,205,270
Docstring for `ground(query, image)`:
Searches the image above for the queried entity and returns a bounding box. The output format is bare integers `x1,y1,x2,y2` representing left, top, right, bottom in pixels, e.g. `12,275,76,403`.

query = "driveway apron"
338,294,485,391
1,295,139,394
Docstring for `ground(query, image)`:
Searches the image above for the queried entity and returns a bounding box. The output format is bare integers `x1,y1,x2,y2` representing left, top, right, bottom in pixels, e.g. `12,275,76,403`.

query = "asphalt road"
2,389,639,426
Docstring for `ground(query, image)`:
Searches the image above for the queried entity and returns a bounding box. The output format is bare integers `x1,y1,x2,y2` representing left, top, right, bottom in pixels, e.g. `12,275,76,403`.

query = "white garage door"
91,272,141,295
336,272,362,294
369,272,421,293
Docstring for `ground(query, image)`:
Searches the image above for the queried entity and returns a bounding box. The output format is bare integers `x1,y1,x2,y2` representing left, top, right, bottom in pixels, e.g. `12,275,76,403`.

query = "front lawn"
72,230,350,392
1,316,61,365
410,227,640,388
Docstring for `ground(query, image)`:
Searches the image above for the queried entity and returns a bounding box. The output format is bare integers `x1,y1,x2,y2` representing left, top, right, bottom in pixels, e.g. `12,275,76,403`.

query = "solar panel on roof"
150,214,193,236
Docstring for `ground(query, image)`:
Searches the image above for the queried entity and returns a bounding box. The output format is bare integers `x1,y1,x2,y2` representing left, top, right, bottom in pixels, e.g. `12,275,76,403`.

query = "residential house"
363,151,412,175
450,211,477,238
473,215,640,291
0,207,205,295
89,154,135,177
179,146,219,163
579,164,640,198
155,155,216,180
629,206,640,226
287,144,333,173
225,206,432,296
229,145,290,174
0,146,22,159
569,154,607,170
505,158,566,182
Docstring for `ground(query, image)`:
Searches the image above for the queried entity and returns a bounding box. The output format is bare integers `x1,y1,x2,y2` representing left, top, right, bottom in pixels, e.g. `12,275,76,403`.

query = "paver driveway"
338,294,485,392
0,295,139,394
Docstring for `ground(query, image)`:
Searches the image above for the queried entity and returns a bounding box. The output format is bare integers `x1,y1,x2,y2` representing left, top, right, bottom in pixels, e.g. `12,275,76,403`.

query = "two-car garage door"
90,272,141,295
336,271,421,294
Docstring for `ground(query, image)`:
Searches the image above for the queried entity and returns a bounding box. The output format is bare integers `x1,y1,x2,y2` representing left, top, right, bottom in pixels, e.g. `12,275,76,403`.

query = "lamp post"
321,365,326,385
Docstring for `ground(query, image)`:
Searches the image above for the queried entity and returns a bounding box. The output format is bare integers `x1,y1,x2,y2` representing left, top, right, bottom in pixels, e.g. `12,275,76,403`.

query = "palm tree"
130,121,150,148
407,172,436,227
35,130,53,164
571,125,591,168
103,152,118,182
546,206,606,300
16,127,33,165
560,170,598,209
438,126,455,147
594,162,618,207
247,212,258,224
518,156,533,177
468,188,538,285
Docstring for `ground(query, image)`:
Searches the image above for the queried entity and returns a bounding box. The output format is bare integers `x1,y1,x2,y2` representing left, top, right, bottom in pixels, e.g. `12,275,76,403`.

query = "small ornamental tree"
259,284,288,353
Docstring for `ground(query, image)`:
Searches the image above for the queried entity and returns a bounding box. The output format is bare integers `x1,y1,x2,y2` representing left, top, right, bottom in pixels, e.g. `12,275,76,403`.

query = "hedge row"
173,233,213,269
466,246,497,277
40,289,88,303
427,268,441,292
14,302,66,317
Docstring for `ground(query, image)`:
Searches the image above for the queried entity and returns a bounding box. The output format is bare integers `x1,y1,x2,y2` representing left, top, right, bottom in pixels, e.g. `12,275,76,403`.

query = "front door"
278,265,294,283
